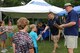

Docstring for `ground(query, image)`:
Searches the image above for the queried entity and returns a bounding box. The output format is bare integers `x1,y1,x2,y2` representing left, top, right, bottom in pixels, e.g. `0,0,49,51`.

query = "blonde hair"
17,17,29,30
30,24,36,29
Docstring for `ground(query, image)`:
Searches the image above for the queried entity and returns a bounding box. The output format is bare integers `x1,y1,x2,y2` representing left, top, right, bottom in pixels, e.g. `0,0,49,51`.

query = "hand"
42,30,46,34
60,24,65,27
39,34,42,37
59,24,65,30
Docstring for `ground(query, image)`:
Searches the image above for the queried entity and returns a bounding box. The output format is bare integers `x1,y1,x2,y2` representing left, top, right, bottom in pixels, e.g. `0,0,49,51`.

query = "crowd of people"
0,3,79,53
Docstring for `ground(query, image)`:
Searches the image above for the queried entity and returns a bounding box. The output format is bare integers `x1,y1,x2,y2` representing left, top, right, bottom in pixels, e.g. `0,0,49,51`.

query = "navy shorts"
0,33,7,41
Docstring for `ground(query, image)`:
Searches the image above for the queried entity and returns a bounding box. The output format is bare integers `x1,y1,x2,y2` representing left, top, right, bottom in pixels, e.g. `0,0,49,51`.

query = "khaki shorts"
64,36,78,48
51,35,59,43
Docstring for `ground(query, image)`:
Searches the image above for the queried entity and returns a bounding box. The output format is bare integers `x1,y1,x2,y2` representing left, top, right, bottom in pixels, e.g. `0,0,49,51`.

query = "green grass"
0,38,80,53
38,38,80,53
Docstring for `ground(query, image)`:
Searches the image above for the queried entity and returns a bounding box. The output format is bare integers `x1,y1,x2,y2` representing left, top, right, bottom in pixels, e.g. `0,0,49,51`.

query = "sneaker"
4,49,8,51
1,49,6,53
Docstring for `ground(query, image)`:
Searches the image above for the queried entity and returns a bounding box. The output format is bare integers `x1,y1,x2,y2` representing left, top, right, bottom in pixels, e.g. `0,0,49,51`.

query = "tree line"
0,0,80,7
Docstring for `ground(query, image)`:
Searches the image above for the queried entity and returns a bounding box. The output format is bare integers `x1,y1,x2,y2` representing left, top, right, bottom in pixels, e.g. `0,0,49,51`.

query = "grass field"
0,37,80,53
38,38,80,53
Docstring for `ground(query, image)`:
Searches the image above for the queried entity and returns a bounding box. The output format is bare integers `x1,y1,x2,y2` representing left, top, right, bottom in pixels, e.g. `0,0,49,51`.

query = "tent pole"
0,11,2,21
32,18,34,24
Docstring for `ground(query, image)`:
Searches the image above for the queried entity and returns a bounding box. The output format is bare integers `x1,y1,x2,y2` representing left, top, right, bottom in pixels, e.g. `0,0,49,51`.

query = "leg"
9,37,12,47
65,36,78,53
1,40,5,49
9,37,13,49
8,33,13,47
52,35,59,53
10,38,13,46
2,40,8,52
3,40,7,50
68,48,74,53
1,40,7,52
3,40,6,49
7,37,12,49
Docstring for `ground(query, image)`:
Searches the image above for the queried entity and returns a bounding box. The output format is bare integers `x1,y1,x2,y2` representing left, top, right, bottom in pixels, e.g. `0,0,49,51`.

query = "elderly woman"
12,17,34,53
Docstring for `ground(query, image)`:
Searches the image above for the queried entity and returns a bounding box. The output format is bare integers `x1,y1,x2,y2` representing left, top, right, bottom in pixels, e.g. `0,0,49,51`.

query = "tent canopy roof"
0,0,63,14
0,0,64,18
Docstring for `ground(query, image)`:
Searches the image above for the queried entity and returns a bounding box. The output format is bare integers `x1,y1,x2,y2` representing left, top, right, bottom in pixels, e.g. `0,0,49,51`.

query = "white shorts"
64,36,78,48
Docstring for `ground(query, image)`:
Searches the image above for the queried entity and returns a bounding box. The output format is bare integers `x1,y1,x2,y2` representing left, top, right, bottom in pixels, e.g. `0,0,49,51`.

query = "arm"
37,34,42,41
29,48,34,53
57,29,61,39
60,12,78,28
43,26,49,33
33,33,41,41
0,27,6,35
12,43,16,53
54,24,62,29
0,30,6,35
60,22,76,28
0,32,3,34
37,26,49,40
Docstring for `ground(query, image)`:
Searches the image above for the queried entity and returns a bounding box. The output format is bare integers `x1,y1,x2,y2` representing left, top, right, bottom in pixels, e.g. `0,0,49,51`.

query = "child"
7,21,14,48
12,17,34,53
37,22,46,40
29,24,42,53
0,21,7,53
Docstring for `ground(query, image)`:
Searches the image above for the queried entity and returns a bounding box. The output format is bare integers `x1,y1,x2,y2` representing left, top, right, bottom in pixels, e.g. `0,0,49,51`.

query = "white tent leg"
0,11,2,21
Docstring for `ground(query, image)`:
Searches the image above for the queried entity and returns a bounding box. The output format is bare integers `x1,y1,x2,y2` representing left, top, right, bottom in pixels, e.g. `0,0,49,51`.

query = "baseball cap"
64,3,72,8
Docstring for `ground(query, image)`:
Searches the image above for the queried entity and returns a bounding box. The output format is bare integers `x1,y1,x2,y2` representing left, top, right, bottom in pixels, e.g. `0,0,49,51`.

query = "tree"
45,0,80,7
45,0,64,7
0,0,31,7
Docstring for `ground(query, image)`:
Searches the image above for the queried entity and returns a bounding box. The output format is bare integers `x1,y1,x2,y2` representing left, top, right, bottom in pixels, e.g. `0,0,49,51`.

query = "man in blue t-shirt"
60,3,79,53
42,12,61,53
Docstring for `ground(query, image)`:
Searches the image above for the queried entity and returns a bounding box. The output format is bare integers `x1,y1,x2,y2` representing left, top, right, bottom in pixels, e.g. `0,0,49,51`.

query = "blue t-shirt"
47,18,60,35
64,10,79,36
29,31,38,47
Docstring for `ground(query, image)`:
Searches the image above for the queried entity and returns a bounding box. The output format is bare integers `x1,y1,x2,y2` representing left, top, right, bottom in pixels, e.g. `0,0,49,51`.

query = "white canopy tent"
0,0,63,19
0,1,50,13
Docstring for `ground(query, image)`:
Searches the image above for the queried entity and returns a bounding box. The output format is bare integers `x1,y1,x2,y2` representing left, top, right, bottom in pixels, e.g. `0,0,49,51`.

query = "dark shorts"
51,30,59,36
0,33,7,41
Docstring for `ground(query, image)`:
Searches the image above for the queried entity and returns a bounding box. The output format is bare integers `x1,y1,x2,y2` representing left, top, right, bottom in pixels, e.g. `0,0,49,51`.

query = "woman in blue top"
29,24,42,53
